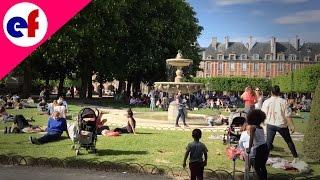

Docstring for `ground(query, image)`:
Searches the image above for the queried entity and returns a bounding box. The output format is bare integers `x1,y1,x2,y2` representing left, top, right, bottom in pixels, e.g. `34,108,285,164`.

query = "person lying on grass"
29,111,69,145
113,108,136,134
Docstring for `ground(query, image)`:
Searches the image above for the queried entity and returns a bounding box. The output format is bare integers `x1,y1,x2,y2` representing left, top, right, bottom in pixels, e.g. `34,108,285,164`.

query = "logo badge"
3,2,48,47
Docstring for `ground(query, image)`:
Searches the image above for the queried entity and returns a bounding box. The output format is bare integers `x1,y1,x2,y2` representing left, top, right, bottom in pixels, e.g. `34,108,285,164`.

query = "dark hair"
271,85,281,96
0,106,5,113
247,109,266,126
127,108,133,117
192,129,202,140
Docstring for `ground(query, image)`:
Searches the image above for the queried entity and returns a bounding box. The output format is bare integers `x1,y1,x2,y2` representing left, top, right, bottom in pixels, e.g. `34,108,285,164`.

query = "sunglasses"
255,89,260,91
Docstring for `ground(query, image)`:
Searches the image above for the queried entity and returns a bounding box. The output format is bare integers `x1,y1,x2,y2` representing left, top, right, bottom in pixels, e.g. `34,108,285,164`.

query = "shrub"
303,81,320,161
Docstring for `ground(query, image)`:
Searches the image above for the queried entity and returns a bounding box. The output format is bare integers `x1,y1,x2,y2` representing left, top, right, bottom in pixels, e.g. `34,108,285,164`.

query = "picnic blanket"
267,157,310,173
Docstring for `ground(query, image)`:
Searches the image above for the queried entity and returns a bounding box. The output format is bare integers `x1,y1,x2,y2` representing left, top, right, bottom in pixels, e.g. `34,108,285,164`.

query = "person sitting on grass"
113,108,136,134
95,108,109,135
183,128,208,180
37,99,48,112
29,111,69,145
54,100,66,118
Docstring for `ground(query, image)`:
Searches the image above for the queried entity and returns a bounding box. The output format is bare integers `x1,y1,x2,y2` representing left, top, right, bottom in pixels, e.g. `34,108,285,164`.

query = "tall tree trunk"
79,65,88,99
118,80,124,94
126,79,132,97
98,79,103,98
87,73,93,99
22,61,32,98
58,75,65,97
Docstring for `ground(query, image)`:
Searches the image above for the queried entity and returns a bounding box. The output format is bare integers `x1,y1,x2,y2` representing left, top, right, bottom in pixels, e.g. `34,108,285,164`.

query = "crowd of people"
0,84,313,180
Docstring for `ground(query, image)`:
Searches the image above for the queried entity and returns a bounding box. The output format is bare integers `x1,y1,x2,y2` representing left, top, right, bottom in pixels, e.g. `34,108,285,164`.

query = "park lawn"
0,107,319,177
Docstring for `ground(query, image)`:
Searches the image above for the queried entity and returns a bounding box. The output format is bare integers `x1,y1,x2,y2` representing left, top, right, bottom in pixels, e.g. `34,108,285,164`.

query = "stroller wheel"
75,149,80,156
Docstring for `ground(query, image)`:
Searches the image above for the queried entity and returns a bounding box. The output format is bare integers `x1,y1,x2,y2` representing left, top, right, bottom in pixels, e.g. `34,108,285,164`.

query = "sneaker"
175,124,180,127
184,124,189,128
29,136,34,144
292,158,299,164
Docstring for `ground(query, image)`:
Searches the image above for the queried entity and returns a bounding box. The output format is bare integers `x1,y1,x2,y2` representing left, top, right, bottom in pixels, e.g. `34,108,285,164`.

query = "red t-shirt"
242,92,256,107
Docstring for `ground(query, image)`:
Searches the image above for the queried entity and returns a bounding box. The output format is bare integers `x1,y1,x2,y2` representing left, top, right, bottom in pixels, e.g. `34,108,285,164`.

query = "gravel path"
0,165,176,180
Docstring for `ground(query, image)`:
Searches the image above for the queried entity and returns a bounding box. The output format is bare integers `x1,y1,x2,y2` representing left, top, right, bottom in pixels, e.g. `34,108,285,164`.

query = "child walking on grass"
247,109,269,180
183,129,208,180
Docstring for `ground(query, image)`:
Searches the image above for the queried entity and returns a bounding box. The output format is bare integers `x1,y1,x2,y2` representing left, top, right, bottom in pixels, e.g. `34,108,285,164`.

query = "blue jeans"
38,132,62,144
266,124,298,158
175,109,186,125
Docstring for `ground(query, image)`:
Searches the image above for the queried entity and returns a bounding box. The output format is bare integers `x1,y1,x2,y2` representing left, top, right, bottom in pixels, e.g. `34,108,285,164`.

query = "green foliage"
303,81,320,161
272,64,320,93
191,77,272,92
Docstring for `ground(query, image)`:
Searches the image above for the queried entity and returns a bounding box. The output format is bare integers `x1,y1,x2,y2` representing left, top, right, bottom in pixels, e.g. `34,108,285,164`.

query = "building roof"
203,38,320,61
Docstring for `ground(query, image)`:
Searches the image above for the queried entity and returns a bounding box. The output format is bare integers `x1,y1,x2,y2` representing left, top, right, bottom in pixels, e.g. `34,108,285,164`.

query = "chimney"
248,36,253,51
211,37,218,50
224,36,229,49
294,35,300,50
271,36,276,60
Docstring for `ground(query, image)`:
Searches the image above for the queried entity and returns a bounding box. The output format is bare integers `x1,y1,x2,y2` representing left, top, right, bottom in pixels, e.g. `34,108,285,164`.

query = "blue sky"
187,0,320,47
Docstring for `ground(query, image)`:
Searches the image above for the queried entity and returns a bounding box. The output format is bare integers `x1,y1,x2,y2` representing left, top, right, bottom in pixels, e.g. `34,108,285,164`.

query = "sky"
187,0,320,47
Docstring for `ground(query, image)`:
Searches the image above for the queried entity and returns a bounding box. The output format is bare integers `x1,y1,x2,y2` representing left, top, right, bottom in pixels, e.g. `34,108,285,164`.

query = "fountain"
154,50,204,122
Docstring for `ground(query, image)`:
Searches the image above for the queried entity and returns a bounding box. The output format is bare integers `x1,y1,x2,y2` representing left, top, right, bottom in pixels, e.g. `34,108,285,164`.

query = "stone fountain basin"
154,82,203,94
166,58,193,67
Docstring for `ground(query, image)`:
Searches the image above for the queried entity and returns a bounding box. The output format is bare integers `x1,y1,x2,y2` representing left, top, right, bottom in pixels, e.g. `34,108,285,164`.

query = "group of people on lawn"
183,85,299,180
1,85,299,180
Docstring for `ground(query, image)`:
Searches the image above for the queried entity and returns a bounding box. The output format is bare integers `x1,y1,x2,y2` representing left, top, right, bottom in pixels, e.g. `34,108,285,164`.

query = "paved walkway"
0,165,175,180
97,107,304,140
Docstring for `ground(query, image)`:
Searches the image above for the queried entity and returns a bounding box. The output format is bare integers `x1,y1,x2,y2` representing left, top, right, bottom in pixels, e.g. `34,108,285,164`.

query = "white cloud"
215,0,256,6
278,0,309,4
274,10,320,24
213,0,309,6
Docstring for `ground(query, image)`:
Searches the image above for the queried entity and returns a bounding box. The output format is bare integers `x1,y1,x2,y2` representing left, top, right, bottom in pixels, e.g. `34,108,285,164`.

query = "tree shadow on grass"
97,149,147,156
136,132,156,135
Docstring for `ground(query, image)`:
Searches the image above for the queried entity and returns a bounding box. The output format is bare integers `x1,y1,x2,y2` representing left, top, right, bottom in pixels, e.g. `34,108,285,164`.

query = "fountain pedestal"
154,51,203,123
167,101,188,122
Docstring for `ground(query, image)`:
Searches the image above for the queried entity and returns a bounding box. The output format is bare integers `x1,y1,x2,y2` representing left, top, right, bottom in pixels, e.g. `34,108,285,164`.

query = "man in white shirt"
261,85,298,160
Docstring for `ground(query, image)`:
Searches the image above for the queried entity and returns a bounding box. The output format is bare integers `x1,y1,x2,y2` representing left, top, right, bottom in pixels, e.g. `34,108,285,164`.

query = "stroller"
223,111,247,146
72,108,98,155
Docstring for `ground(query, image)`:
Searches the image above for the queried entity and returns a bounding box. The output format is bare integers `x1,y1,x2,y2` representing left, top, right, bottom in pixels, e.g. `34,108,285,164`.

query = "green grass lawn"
0,106,319,177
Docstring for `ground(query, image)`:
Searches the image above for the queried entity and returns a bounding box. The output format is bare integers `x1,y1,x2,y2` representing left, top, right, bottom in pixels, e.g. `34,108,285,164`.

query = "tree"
303,81,320,161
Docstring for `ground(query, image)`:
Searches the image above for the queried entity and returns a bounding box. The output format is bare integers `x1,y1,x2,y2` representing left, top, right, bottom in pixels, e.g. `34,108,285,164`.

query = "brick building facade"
197,36,320,78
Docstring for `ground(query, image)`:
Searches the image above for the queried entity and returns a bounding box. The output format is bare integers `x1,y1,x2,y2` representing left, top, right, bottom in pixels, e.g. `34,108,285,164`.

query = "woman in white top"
254,88,263,109
247,109,268,180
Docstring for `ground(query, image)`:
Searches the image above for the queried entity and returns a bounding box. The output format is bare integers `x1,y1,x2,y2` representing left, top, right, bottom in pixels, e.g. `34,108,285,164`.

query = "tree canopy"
9,0,203,98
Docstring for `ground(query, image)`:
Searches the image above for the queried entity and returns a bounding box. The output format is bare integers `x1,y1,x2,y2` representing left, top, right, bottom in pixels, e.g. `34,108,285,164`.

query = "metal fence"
0,154,317,180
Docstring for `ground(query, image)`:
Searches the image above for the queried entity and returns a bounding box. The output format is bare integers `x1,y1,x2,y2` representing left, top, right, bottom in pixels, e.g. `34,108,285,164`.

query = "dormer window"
229,54,236,60
304,56,310,61
278,54,285,61
217,54,224,60
252,54,259,60
207,55,212,60
265,54,272,60
288,54,297,61
240,54,247,60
